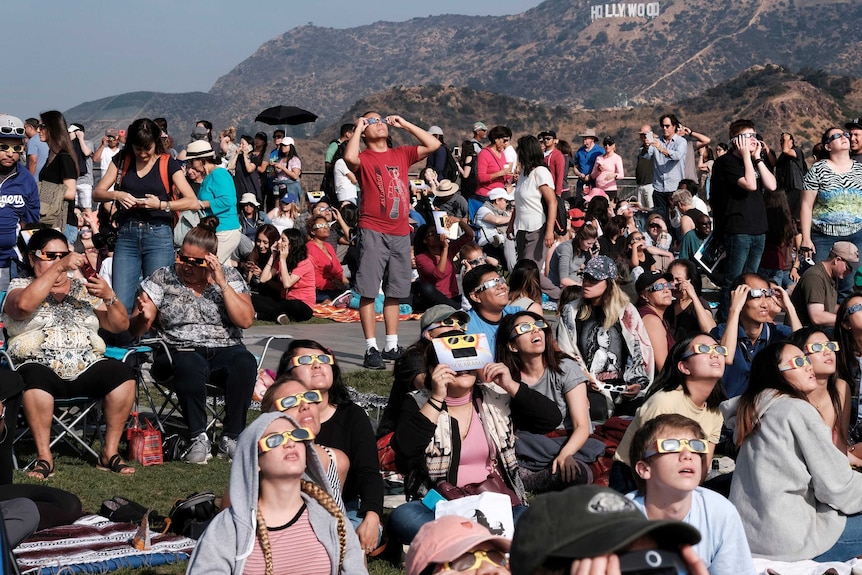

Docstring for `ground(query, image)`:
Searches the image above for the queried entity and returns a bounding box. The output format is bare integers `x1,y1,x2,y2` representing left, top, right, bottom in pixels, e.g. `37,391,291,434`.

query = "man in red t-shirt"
539,129,567,199
345,112,440,369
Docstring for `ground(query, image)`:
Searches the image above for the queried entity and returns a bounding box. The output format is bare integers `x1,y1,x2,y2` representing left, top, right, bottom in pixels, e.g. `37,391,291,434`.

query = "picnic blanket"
312,303,421,323
14,514,196,575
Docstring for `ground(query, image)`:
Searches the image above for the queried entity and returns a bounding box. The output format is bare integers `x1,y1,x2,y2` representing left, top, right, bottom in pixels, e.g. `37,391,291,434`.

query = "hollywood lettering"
590,2,660,20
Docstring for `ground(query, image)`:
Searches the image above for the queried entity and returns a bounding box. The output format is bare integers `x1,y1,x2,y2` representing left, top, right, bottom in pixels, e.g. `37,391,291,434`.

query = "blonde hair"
222,126,236,141
254,480,347,574
577,278,631,330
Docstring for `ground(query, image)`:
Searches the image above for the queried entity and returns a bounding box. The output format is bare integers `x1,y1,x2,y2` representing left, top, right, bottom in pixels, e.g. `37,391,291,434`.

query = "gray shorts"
354,228,412,300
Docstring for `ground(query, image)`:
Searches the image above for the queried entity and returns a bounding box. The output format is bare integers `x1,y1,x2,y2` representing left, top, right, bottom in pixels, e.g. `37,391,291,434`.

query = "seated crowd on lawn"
3,109,862,571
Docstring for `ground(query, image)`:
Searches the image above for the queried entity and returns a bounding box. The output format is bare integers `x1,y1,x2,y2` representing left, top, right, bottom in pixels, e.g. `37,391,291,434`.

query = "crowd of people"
2,107,862,572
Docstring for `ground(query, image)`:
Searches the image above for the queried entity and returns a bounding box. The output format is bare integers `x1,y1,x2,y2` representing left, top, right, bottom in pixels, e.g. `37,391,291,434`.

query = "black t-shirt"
112,154,183,224
39,152,76,185
710,153,767,236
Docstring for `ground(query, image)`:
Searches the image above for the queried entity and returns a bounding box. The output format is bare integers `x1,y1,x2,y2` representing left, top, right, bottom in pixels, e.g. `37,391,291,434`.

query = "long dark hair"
835,293,862,391
508,259,543,305
735,342,809,446
516,135,544,176
282,228,307,273
495,311,565,379
584,196,610,231
763,187,796,248
123,118,166,163
667,259,703,297
39,111,78,175
276,339,351,406
788,327,845,444
646,334,726,410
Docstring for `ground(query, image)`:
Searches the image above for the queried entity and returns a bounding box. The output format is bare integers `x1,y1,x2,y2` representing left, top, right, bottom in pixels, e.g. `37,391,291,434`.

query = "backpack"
168,491,217,539
117,153,180,226
442,147,459,183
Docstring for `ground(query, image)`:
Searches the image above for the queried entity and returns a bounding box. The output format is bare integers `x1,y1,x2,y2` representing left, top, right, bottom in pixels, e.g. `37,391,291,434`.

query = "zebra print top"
804,159,862,237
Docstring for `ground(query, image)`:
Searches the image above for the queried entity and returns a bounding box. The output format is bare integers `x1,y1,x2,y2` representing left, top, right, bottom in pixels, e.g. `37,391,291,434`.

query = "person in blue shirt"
0,114,40,293
573,129,605,202
711,273,800,398
644,114,688,221
463,263,524,351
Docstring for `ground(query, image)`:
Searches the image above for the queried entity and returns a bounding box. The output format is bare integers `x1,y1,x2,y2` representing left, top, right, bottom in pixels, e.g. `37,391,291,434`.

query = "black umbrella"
255,105,318,126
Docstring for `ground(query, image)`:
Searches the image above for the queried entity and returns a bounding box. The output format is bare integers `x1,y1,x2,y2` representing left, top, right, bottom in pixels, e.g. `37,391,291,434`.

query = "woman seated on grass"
187,412,366,574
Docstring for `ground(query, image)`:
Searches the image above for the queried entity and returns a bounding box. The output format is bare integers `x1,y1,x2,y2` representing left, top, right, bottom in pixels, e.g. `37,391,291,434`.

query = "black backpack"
168,491,218,539
442,147,459,183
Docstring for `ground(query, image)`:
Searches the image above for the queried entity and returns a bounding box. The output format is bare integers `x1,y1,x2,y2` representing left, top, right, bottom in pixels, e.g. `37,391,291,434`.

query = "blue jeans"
113,221,175,313
812,228,862,301
719,233,766,320
758,268,795,291
345,499,382,546
652,191,674,223
813,512,862,562
389,500,528,545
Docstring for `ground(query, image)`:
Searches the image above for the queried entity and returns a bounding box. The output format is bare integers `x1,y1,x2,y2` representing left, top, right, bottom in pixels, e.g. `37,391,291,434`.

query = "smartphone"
453,146,460,157
80,260,98,280
618,549,687,574
646,131,655,141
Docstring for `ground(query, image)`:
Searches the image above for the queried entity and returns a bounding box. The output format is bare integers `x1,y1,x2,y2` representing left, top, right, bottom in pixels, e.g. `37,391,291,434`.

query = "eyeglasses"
312,223,328,230
804,341,839,354
826,132,851,144
510,319,548,338
0,126,25,136
365,118,385,125
778,355,812,371
848,303,862,317
258,427,315,453
680,343,727,359
175,253,208,267
290,353,335,368
747,288,775,299
473,276,505,294
436,549,508,572
643,438,709,458
33,250,70,261
644,282,674,293
0,144,25,153
273,390,323,412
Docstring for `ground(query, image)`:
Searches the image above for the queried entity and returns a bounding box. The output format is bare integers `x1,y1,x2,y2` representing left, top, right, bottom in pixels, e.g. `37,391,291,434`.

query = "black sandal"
28,459,55,480
97,453,136,475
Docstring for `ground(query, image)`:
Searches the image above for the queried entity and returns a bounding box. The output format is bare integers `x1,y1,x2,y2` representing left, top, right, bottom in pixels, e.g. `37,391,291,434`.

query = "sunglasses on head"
0,126,25,136
510,319,548,339
436,549,508,572
805,341,839,354
0,143,25,153
473,276,505,294
643,437,708,458
778,355,811,371
747,288,775,299
273,390,323,412
33,250,70,261
175,252,208,267
258,427,315,453
680,343,727,359
289,353,334,368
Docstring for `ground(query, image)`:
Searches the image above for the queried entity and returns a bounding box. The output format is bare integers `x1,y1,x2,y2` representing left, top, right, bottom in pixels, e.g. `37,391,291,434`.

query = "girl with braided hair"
187,412,367,574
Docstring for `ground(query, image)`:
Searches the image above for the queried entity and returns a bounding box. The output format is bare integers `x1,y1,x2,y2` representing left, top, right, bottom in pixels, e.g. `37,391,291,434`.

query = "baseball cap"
191,125,208,139
105,128,118,137
67,123,83,133
538,130,557,139
582,255,617,282
406,516,511,575
603,136,615,146
473,122,488,132
830,241,859,263
510,485,700,575
280,192,298,205
845,118,862,131
428,125,443,136
635,270,673,294
0,115,26,139
569,208,586,229
488,188,514,202
280,137,295,147
420,304,470,334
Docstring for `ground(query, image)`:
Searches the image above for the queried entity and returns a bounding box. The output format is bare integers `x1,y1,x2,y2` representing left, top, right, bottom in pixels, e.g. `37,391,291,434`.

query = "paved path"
243,321,422,374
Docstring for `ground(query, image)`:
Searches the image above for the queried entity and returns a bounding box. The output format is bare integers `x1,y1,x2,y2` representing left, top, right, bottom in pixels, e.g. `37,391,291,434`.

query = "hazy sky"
4,0,539,119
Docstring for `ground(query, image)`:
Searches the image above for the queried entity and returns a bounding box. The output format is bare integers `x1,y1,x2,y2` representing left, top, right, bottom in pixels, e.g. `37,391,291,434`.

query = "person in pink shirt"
254,228,316,324
590,136,625,201
305,215,348,303
475,126,514,201
413,221,475,309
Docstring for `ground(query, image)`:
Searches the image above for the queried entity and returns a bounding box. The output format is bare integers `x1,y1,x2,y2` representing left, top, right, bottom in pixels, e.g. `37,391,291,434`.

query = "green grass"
14,366,402,574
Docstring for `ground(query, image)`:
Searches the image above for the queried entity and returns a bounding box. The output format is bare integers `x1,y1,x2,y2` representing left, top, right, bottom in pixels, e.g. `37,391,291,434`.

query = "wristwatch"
163,201,171,212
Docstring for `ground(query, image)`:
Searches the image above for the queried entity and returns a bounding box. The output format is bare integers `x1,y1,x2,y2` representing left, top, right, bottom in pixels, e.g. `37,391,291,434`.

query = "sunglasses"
175,253,208,267
33,250,70,261
805,341,839,354
540,136,554,141
643,438,709,458
848,303,862,317
747,288,775,299
510,319,548,339
681,343,727,359
648,223,662,228
644,281,674,293
290,353,335,368
437,549,508,572
106,136,118,141
273,390,323,412
826,132,851,144
473,276,505,294
36,123,46,130
312,223,329,230
496,137,510,142
661,124,674,128
0,143,25,153
365,118,385,125
258,427,315,453
426,317,466,332
778,355,812,371
0,126,25,136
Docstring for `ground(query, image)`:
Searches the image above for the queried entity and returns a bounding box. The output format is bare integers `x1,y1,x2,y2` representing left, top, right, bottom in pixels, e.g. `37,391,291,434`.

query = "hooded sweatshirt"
722,391,862,560
186,412,367,575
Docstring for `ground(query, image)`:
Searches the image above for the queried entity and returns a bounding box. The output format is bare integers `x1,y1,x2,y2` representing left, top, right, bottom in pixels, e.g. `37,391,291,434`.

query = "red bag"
128,413,164,466
377,432,397,472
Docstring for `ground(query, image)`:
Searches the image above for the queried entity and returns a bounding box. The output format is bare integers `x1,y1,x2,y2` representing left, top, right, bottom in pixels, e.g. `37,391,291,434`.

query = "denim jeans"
813,512,862,562
758,268,795,291
719,233,766,320
345,499,382,546
812,228,862,301
652,191,674,223
389,500,528,545
113,220,175,313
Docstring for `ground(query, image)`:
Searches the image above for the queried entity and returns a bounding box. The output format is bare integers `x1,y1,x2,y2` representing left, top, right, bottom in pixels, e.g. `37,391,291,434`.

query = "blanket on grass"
312,303,421,323
15,514,195,575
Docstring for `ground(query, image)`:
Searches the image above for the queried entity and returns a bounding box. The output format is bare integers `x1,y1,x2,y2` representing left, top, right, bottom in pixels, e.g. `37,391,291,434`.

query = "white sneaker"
217,436,237,460
184,433,213,464
276,314,290,325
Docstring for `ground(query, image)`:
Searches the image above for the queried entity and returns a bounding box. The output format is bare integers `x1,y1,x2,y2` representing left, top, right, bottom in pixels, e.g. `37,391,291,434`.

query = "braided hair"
301,480,347,574
255,507,274,575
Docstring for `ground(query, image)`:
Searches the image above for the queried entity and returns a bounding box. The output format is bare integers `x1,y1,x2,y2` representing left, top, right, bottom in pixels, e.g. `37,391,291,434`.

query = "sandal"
28,459,55,480
97,453,136,475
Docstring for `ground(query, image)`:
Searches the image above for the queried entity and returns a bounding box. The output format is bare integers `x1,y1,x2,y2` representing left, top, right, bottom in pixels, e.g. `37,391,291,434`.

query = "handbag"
38,179,67,230
376,431,397,473
437,469,519,506
127,412,163,466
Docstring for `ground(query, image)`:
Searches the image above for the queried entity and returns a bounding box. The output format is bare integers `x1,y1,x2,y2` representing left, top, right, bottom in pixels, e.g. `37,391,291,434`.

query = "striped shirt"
805,160,862,237
242,504,331,575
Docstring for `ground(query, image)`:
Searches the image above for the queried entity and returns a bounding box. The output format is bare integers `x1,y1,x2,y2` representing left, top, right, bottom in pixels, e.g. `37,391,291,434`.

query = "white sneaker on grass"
184,433,213,464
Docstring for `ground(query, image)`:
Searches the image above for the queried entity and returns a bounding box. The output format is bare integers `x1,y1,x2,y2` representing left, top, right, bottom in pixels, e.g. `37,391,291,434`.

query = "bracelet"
104,295,118,306
427,397,446,412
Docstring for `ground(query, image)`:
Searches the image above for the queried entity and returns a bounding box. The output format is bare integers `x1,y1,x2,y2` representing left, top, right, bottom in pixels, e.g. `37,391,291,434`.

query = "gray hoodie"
722,391,862,560
186,412,367,574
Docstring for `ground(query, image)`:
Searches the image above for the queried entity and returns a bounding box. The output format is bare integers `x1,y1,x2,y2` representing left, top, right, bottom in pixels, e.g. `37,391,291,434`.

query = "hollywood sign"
590,2,661,20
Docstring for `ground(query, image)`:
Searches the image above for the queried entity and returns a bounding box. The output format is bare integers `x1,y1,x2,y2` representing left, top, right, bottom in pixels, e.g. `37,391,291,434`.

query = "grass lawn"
13,368,402,575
